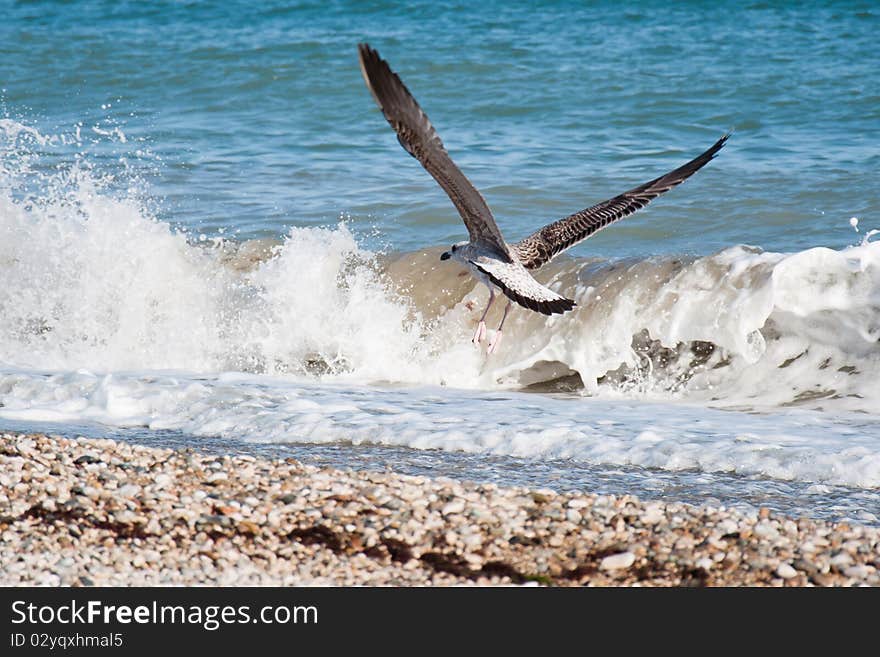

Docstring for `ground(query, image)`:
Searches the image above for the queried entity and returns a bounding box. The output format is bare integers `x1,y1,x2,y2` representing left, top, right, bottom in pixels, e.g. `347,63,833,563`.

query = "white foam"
474,242,880,413
3,118,880,491
0,184,232,371
2,369,879,488
3,121,880,411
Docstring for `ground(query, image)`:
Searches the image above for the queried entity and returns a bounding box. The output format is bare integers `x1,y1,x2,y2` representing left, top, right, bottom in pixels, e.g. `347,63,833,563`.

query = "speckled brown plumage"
358,43,513,263
512,135,728,269
358,42,726,320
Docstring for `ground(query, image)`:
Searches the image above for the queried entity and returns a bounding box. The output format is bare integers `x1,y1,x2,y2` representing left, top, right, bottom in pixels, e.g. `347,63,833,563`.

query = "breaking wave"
2,118,879,414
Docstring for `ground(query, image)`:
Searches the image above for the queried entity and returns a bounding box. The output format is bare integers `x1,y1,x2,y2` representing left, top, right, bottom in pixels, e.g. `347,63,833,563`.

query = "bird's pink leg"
487,300,512,354
472,289,495,344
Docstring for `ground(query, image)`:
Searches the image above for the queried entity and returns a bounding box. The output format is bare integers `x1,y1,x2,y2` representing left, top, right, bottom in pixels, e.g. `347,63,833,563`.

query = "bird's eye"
451,245,457,252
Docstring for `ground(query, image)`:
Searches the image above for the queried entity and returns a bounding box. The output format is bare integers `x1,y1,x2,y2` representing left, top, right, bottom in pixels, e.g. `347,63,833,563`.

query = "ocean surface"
2,1,879,524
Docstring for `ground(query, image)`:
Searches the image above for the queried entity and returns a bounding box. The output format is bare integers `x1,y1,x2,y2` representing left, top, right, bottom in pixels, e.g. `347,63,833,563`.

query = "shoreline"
1,431,878,586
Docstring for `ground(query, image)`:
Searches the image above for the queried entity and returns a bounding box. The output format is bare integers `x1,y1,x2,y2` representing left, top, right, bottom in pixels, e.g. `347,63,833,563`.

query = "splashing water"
2,118,880,408
2,118,880,517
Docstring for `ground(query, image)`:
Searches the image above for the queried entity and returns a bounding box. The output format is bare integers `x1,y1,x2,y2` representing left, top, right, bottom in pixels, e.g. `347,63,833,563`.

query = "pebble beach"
1,431,878,587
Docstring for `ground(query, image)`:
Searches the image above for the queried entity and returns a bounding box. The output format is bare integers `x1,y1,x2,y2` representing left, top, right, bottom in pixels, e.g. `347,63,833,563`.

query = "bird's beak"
440,251,451,261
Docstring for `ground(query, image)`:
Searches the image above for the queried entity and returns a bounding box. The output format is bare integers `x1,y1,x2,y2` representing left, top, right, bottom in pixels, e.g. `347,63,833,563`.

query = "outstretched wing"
469,257,576,316
358,43,512,261
513,134,729,269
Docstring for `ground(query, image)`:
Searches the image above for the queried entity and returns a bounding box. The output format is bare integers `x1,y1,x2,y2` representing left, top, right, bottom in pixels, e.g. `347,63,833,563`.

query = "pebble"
2,431,879,587
830,552,854,569
117,484,141,498
641,504,665,526
716,519,739,536
776,562,798,579
600,552,636,571
843,565,872,579
153,473,172,490
441,499,466,516
753,521,779,540
531,489,555,503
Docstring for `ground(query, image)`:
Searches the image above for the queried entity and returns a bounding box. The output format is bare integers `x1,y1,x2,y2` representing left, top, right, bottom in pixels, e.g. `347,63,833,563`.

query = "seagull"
358,43,727,354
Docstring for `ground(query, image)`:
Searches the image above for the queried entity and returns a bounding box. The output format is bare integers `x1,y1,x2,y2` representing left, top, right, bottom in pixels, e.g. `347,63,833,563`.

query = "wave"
2,119,879,413
384,236,880,413
3,372,880,490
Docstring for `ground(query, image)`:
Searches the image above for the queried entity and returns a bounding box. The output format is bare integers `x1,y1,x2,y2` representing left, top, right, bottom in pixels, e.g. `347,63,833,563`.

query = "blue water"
3,1,877,255
2,1,880,524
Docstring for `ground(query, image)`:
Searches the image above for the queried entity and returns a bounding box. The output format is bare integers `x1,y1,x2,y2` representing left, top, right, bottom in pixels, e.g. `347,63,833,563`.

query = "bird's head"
440,241,467,262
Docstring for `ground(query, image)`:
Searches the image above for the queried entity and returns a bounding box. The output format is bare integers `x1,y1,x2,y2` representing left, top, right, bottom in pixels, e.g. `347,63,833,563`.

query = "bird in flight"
358,43,727,354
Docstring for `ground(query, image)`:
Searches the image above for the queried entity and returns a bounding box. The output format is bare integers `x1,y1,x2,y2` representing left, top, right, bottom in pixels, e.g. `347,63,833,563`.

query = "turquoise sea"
1,1,879,523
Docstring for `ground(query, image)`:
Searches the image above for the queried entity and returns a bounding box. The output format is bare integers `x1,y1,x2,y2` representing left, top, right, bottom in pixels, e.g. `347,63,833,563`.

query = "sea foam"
3,118,880,491
2,118,880,412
